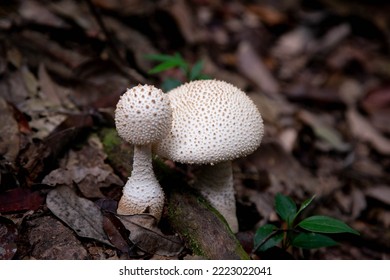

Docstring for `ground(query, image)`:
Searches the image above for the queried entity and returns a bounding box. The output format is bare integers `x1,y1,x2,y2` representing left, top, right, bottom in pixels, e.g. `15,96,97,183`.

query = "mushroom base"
192,161,239,233
117,145,165,220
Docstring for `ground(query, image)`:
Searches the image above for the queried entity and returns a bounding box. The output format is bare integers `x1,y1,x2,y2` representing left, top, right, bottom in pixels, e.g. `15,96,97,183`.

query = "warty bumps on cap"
115,84,172,146
155,79,264,164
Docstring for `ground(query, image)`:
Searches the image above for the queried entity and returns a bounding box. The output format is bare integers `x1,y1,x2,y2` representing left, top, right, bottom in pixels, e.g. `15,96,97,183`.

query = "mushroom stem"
192,161,238,233
117,145,165,220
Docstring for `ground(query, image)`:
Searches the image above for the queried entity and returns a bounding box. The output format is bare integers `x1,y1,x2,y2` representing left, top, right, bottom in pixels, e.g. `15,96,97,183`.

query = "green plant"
145,52,209,91
253,193,359,256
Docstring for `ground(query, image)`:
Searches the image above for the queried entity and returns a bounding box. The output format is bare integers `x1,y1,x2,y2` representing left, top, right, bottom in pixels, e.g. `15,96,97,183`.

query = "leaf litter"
0,0,390,260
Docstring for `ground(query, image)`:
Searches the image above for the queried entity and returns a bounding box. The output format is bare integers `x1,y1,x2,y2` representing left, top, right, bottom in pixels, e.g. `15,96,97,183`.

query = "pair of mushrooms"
115,80,264,233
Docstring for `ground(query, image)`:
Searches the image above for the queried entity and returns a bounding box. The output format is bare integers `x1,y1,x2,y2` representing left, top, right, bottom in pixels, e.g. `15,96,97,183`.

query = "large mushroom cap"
155,80,264,164
115,85,172,145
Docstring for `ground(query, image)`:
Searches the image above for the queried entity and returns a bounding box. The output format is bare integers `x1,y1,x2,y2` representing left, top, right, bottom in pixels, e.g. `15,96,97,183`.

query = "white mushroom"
155,80,264,232
115,84,172,220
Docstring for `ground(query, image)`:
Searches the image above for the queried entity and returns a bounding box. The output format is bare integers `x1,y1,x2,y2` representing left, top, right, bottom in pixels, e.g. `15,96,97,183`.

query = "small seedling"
253,193,359,256
145,52,209,91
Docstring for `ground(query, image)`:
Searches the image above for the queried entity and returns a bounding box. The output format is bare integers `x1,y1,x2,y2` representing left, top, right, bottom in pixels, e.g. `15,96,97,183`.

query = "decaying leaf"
237,41,280,97
102,213,132,254
241,140,319,196
0,217,18,260
298,109,350,152
27,215,89,260
365,185,390,205
347,108,390,155
0,97,20,163
118,214,183,257
42,134,123,198
46,185,112,246
0,188,45,213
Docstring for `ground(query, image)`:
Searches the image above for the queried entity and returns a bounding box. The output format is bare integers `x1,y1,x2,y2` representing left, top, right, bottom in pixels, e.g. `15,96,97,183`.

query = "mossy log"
165,182,250,260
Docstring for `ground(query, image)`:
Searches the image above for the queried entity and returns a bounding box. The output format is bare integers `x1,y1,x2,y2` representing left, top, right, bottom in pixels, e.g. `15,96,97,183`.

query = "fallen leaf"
298,109,350,152
351,187,367,219
369,109,390,134
161,0,206,44
42,134,123,198
237,41,280,97
91,0,155,15
43,166,121,198
240,140,319,196
247,4,287,26
347,108,390,155
49,0,100,37
38,64,63,107
118,214,183,257
0,188,45,213
367,208,390,228
46,185,112,246
0,217,18,260
27,215,89,260
365,185,390,205
0,97,20,162
272,27,313,60
18,114,94,184
361,85,390,113
102,212,132,254
19,0,70,28
104,17,159,74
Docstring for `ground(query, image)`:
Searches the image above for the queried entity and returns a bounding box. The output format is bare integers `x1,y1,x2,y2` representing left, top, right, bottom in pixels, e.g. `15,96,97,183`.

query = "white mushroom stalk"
155,80,264,233
193,161,237,232
117,145,165,219
115,85,172,220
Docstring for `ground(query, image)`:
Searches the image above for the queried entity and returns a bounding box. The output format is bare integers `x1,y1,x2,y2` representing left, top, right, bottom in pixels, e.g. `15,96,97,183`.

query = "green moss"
100,127,121,153
167,201,206,257
98,127,133,176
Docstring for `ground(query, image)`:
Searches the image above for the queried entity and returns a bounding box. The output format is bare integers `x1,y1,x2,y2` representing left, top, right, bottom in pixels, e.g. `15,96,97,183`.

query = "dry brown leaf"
237,41,280,97
91,0,155,15
161,0,206,44
46,185,113,247
0,97,20,162
49,0,100,36
365,185,390,205
298,109,350,152
272,27,313,60
347,108,390,155
27,215,88,260
103,17,159,73
38,64,63,108
236,140,323,216
118,215,183,257
0,217,18,260
42,134,123,198
19,0,70,28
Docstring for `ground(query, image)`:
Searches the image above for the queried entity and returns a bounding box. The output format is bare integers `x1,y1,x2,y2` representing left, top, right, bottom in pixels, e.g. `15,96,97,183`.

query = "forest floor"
0,0,389,260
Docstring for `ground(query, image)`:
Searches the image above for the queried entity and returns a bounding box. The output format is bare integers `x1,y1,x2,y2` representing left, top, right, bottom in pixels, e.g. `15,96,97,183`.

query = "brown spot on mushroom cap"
155,80,264,164
115,85,172,145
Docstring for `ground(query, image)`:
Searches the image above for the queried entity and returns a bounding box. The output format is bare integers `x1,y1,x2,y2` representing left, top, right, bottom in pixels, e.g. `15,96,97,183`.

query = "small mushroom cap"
155,80,264,164
115,85,172,145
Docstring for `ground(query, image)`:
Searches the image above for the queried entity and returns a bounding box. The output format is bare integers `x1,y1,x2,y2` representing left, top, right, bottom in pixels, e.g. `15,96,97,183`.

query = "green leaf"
291,232,338,249
298,216,360,235
275,193,297,225
144,53,176,62
161,78,182,92
148,60,183,74
147,53,188,74
189,60,204,80
253,224,283,252
294,195,315,220
197,73,211,80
